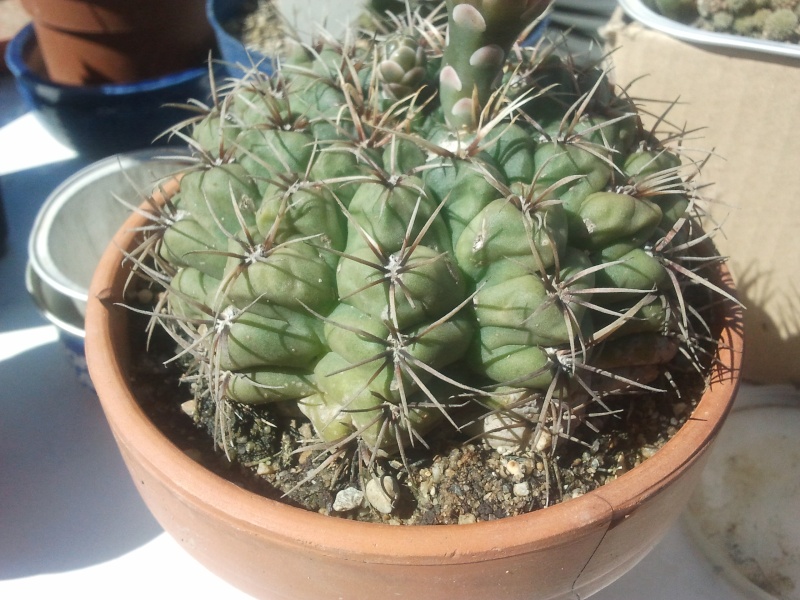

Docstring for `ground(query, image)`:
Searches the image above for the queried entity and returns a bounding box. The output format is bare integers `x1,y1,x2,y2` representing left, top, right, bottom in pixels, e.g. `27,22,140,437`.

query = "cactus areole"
125,0,732,518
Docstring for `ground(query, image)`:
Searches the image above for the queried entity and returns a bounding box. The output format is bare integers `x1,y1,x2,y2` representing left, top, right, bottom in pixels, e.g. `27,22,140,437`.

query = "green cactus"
763,7,799,39
129,1,728,502
659,0,799,41
645,0,699,22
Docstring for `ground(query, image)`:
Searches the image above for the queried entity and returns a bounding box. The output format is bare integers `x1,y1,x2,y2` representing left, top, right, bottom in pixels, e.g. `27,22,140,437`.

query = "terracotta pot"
0,0,29,74
85,184,744,600
20,0,214,84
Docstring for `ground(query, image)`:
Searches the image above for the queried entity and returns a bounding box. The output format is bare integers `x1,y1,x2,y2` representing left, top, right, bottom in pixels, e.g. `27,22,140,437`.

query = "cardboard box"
604,9,800,384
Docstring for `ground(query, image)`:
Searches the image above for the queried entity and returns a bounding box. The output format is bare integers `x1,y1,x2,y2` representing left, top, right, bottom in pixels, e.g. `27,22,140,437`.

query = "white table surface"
0,73,757,600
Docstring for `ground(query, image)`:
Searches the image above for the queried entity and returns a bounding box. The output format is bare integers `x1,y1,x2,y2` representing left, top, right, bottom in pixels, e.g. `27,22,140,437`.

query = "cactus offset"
129,1,728,506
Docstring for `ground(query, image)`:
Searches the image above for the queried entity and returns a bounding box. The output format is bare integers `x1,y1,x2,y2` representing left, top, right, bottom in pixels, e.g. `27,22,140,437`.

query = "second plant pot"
20,0,215,85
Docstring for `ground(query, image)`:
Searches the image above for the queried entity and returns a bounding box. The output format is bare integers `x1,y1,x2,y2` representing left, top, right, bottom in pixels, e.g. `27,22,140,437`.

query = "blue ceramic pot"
207,0,274,75
5,24,217,158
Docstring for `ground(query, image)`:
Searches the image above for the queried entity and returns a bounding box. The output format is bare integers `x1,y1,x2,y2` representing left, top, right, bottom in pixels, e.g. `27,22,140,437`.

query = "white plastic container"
26,148,192,348
685,385,800,600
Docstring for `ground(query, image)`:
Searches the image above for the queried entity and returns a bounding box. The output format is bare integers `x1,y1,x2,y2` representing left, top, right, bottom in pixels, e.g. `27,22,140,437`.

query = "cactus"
762,7,799,39
644,0,699,22
129,0,728,506
657,0,800,41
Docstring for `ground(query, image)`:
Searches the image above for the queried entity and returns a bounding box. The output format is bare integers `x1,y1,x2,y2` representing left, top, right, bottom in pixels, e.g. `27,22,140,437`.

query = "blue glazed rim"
5,23,212,98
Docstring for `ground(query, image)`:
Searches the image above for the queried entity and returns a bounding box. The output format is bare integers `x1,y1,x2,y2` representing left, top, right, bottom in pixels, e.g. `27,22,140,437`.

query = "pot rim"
20,0,209,34
85,186,743,565
6,24,211,96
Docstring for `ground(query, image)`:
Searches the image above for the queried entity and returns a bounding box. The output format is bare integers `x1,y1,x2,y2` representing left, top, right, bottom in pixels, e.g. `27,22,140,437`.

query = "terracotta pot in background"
6,23,216,156
20,0,214,84
85,188,744,600
0,0,30,74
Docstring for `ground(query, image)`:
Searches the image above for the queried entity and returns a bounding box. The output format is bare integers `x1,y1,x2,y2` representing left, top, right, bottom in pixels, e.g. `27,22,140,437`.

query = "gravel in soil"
127,312,700,526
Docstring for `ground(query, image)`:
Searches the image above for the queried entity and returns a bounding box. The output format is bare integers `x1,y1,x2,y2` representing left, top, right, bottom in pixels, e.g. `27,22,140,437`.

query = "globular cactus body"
134,1,721,480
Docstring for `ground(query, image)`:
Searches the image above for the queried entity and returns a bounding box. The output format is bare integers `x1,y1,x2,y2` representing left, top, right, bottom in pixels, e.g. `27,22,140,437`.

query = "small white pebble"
256,461,276,475
417,481,432,506
504,459,523,478
366,476,398,514
333,487,364,512
430,463,443,483
483,413,530,454
180,400,196,417
533,429,552,453
513,482,530,497
640,445,659,459
458,513,477,525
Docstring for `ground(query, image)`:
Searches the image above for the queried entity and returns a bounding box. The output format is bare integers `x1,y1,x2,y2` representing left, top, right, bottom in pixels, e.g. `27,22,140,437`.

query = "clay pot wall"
21,0,214,84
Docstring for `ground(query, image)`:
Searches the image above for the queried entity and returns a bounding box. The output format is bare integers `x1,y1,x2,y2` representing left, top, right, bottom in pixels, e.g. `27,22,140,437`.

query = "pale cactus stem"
439,0,550,130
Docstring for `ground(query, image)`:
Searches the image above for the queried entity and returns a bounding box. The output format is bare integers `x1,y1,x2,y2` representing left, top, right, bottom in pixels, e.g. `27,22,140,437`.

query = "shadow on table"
0,337,162,579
